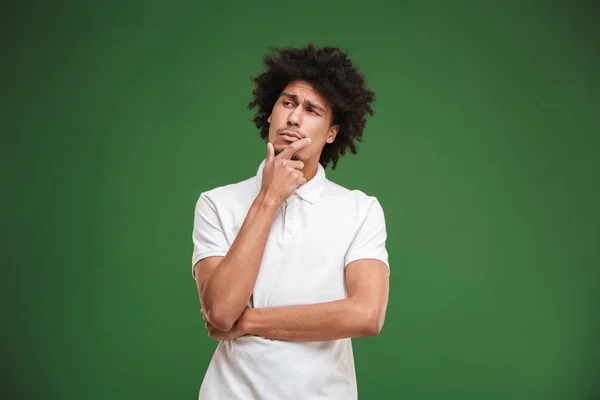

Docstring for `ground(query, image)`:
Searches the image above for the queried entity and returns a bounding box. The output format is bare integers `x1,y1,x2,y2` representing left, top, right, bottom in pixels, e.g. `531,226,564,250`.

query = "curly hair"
247,44,375,170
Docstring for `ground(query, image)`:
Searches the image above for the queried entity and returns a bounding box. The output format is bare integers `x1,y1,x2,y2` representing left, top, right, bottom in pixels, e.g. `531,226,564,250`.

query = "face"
267,80,339,162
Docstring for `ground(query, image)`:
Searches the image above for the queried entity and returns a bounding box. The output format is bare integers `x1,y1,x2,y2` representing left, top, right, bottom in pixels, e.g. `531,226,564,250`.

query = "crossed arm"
193,190,389,341
194,257,389,342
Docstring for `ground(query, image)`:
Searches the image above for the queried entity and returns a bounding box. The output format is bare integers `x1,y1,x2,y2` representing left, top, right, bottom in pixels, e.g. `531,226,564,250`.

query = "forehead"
280,80,329,109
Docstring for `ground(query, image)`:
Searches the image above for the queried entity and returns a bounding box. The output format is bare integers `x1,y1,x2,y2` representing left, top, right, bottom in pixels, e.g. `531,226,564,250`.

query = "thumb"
266,142,274,163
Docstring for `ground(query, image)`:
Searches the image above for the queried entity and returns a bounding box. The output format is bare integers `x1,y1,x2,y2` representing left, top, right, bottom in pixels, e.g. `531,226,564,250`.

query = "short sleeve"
344,198,390,274
191,193,230,277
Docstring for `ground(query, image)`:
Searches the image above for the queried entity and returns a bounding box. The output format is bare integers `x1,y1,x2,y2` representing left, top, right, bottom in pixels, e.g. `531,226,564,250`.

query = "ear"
267,115,271,124
326,125,339,144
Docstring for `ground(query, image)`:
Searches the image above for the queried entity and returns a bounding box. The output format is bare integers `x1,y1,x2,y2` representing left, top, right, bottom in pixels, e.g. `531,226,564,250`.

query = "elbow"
200,289,238,331
203,305,237,332
362,308,385,337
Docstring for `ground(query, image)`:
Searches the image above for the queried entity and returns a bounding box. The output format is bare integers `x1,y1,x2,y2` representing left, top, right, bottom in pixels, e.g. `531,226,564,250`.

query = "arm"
242,259,389,341
194,139,311,331
194,193,278,331
202,197,390,342
205,259,389,341
241,197,390,341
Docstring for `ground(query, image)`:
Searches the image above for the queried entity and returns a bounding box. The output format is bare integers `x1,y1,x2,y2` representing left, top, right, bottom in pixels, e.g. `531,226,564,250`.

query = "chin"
274,147,284,156
273,147,303,161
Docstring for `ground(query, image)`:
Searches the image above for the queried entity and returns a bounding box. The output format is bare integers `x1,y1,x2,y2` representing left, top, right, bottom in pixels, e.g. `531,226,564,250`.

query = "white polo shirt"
191,158,389,400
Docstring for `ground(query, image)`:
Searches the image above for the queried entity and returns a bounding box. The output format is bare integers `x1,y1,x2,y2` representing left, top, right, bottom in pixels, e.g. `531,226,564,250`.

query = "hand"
202,308,247,341
260,138,312,206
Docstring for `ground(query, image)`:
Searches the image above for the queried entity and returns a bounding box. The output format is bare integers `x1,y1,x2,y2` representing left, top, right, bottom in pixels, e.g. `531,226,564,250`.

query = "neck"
301,159,319,183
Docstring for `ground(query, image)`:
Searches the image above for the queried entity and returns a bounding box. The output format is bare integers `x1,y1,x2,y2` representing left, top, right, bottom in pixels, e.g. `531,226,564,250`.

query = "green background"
3,1,599,399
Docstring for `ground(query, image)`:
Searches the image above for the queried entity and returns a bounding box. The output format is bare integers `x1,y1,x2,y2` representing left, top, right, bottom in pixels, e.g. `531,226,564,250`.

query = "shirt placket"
282,194,300,241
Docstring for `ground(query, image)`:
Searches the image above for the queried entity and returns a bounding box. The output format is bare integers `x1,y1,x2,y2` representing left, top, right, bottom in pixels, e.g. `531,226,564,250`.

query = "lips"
280,132,301,141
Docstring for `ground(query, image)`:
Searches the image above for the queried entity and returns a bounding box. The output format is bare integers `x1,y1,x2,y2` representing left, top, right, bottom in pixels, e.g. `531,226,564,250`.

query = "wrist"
239,308,253,336
255,191,281,211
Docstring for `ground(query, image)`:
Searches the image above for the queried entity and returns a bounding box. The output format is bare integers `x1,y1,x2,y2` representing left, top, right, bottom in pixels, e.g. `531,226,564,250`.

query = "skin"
195,80,389,341
202,257,389,342
267,80,340,183
195,138,312,331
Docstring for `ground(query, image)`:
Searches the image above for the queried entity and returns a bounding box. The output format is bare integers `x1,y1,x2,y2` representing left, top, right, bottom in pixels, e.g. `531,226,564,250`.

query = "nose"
287,106,301,127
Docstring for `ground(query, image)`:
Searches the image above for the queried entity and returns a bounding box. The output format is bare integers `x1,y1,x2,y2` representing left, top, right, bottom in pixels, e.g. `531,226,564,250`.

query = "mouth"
280,131,302,142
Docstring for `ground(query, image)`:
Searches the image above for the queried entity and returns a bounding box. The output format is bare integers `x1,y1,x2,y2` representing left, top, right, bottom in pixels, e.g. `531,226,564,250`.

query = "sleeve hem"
191,250,229,277
344,253,390,274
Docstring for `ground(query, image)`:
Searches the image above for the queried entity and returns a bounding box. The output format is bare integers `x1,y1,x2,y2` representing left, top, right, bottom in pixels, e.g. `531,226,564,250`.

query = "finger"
277,137,312,159
266,142,274,163
282,159,305,170
295,179,307,190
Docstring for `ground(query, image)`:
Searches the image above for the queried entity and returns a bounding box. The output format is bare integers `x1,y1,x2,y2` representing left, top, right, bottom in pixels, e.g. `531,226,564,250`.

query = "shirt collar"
254,159,326,204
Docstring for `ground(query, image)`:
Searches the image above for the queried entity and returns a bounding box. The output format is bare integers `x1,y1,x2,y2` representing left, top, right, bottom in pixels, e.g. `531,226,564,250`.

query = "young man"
191,44,390,399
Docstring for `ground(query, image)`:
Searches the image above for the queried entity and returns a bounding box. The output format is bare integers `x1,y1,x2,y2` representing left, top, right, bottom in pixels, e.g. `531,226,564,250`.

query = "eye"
283,101,294,107
307,108,319,115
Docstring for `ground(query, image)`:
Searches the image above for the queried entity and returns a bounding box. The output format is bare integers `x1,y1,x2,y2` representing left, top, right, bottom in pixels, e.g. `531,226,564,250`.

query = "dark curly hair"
247,44,375,170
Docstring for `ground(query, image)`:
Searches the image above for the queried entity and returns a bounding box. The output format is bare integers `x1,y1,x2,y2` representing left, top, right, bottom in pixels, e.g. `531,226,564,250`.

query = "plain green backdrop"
3,1,599,399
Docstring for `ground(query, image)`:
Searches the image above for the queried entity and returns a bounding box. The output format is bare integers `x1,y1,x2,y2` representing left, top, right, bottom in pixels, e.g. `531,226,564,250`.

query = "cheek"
267,118,278,138
308,122,331,143
268,111,284,130
270,107,285,123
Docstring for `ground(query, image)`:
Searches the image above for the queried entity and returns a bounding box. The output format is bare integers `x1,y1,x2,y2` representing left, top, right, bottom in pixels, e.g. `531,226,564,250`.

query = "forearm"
201,192,278,329
240,298,383,342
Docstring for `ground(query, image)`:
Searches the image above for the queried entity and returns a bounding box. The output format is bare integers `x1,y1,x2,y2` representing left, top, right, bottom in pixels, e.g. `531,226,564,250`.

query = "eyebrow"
281,92,327,114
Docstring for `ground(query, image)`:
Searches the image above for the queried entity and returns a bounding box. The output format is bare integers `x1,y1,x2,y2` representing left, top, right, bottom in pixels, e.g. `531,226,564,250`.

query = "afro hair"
247,44,375,170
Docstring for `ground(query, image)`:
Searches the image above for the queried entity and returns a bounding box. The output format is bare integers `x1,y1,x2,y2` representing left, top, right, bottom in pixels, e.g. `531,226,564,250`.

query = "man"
191,44,390,399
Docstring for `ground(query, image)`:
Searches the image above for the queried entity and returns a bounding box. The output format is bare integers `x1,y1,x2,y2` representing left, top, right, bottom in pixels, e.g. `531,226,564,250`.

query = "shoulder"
323,179,383,208
321,179,386,223
194,176,258,211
